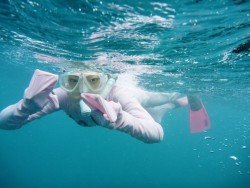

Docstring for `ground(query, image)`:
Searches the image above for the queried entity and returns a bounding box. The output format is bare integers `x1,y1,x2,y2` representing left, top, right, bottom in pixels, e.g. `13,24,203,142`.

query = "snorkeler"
0,69,210,143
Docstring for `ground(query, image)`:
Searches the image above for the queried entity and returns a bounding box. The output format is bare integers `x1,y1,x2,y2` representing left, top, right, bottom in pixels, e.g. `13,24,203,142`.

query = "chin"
68,93,81,100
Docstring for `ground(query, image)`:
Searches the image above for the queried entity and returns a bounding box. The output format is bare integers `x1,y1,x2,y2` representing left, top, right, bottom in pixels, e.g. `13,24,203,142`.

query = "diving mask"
59,71,109,95
59,70,117,117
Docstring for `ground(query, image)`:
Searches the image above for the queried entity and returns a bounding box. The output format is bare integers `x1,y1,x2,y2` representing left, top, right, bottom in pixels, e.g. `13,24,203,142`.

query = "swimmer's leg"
133,89,188,108
134,89,211,132
145,103,177,123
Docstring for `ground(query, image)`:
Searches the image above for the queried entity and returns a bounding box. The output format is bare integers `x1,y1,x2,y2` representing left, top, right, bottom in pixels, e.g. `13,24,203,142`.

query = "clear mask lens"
60,74,80,92
85,75,101,90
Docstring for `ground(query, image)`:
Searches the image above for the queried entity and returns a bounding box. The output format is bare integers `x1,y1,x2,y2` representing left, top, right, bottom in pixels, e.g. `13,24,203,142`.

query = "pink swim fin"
24,69,58,108
82,93,119,123
188,96,211,133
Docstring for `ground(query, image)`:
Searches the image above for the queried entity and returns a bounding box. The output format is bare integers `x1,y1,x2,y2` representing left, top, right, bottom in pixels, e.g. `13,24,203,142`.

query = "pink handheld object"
82,93,118,122
188,96,211,133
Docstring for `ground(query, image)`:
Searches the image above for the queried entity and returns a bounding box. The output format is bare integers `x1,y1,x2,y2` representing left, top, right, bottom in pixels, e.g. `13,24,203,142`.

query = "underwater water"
0,0,249,187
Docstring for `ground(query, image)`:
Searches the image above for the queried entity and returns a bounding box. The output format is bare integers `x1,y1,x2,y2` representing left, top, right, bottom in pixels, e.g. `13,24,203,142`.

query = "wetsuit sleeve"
110,87,164,143
0,92,60,130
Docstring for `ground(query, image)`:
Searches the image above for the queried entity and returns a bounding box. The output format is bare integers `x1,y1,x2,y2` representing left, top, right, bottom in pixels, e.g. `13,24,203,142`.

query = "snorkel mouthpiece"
80,99,91,115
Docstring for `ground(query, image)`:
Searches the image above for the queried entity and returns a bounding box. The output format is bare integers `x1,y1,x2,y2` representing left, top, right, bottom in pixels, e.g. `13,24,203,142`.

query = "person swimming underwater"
0,69,210,143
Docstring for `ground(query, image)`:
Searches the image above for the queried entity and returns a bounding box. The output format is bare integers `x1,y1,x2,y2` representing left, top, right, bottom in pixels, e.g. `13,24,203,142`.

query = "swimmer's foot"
187,95,211,133
187,95,202,111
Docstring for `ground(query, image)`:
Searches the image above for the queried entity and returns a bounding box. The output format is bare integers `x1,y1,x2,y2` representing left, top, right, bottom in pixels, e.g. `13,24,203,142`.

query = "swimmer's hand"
24,69,58,111
81,93,121,123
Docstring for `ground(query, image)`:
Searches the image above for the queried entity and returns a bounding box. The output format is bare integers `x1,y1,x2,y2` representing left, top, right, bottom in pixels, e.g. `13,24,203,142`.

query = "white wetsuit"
0,82,187,144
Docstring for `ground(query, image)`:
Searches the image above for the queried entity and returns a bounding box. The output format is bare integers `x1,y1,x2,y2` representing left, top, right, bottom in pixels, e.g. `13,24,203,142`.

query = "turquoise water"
0,0,249,187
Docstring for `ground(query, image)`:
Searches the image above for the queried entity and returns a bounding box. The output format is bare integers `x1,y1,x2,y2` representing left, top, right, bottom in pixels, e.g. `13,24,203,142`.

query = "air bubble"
241,145,247,149
230,156,238,160
204,136,212,140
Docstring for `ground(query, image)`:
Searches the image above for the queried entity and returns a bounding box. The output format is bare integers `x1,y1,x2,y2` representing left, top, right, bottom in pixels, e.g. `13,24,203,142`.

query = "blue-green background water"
0,0,249,187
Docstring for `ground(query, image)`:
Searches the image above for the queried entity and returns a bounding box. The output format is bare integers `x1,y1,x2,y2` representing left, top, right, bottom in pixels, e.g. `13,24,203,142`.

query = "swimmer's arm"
0,69,62,130
114,103,164,144
110,90,164,144
0,93,60,130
